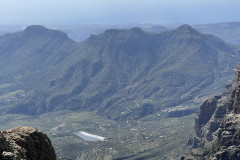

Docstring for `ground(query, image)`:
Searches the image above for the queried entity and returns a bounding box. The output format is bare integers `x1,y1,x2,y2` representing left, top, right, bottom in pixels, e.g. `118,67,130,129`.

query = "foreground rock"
0,126,58,160
183,64,240,160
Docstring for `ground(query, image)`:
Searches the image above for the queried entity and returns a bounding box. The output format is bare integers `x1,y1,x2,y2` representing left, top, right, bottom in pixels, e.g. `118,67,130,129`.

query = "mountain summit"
177,24,198,33
25,25,49,33
24,25,69,40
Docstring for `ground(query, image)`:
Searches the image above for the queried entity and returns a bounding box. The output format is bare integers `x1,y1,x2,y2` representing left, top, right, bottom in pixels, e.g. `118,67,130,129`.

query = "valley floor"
0,110,194,160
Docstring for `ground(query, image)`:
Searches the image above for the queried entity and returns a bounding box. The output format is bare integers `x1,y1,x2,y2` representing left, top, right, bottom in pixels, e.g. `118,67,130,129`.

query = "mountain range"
0,24,239,120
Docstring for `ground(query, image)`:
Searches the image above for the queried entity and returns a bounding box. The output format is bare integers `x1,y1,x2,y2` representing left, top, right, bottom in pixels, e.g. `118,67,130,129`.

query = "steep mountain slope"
0,25,239,120
183,64,240,160
0,25,77,114
0,25,77,78
45,25,240,119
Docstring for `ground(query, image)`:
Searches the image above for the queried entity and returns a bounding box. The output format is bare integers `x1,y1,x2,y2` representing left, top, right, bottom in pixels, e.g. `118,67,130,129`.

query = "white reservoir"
74,131,105,141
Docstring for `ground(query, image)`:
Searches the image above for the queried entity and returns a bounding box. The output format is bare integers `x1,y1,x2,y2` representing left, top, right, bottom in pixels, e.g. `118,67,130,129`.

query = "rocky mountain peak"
176,24,199,35
177,24,195,32
130,27,143,33
0,126,58,160
24,25,69,40
25,25,49,33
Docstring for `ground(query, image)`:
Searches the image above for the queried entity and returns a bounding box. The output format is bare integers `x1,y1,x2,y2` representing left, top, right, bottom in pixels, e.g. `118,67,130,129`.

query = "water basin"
74,131,105,141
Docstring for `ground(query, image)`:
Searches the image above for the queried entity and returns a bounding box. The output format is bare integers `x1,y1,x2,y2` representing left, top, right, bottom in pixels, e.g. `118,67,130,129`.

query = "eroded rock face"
194,95,229,144
183,64,240,159
0,126,58,160
195,96,220,138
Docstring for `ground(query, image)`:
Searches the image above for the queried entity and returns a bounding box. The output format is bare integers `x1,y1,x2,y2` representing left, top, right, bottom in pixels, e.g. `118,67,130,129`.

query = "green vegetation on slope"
0,24,239,120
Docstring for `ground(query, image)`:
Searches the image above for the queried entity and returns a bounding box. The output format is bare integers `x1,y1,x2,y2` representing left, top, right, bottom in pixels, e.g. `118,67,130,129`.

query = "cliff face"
184,64,240,160
215,65,240,159
0,126,58,160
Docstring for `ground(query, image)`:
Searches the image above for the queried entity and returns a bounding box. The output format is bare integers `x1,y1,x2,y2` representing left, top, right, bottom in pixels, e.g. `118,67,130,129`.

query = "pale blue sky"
0,0,239,25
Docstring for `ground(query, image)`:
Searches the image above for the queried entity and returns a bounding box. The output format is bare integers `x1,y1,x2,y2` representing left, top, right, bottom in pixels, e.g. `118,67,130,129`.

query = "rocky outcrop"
183,64,240,159
215,114,240,159
193,95,229,144
195,96,221,139
0,126,58,160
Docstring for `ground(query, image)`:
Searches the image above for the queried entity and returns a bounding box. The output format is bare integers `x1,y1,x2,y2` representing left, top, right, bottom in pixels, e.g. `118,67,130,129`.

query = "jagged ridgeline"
0,25,239,119
183,64,240,160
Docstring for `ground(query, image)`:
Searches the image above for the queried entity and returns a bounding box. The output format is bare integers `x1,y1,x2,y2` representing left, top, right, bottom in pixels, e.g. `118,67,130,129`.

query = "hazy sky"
0,0,239,25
